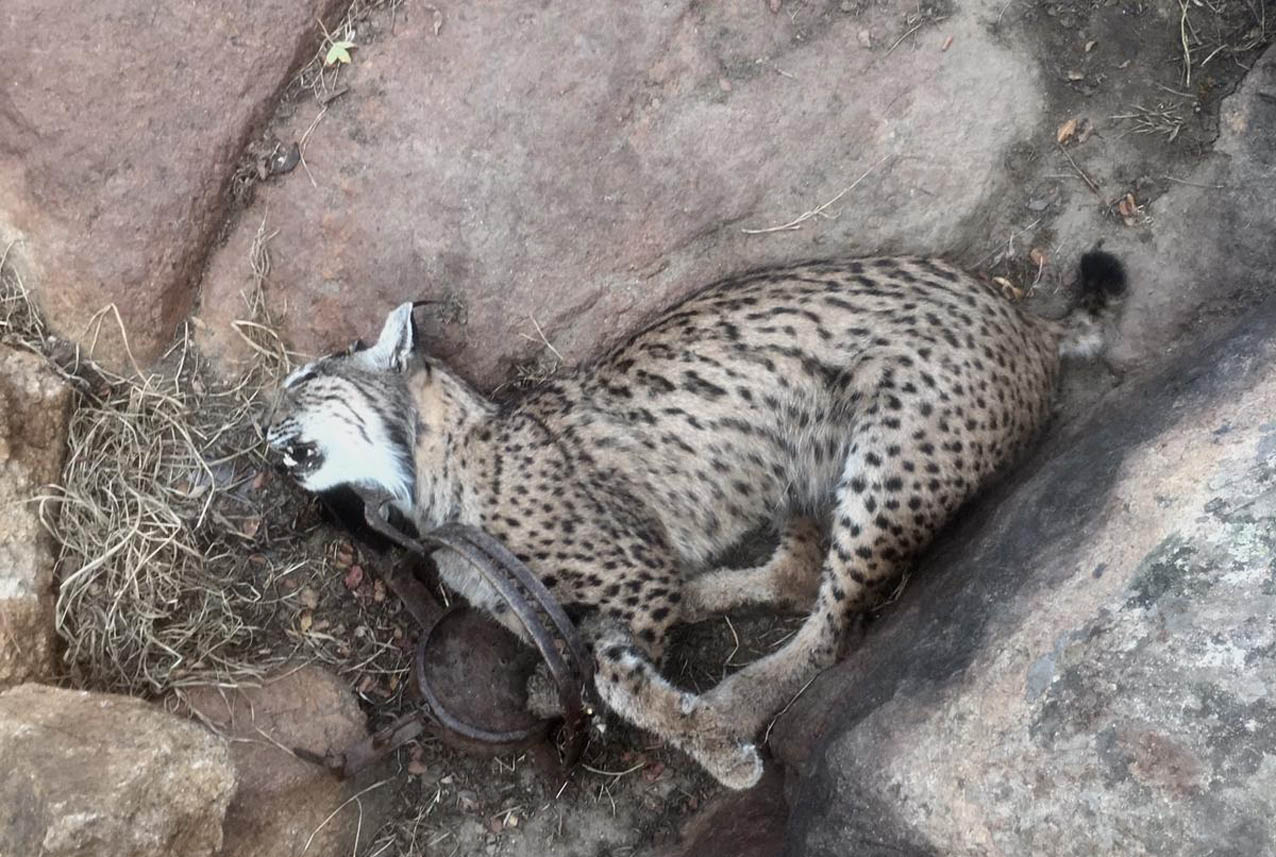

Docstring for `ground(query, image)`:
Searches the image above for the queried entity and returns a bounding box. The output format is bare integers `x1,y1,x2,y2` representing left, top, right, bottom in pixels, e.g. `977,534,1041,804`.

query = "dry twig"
742,155,894,235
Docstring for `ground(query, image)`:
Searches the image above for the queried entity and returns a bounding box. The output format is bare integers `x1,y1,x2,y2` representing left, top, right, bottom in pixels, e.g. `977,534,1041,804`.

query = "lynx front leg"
681,517,824,622
592,625,764,790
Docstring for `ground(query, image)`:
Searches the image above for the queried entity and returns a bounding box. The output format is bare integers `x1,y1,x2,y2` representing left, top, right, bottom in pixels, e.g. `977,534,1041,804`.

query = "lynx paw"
525,663,563,720
699,739,764,790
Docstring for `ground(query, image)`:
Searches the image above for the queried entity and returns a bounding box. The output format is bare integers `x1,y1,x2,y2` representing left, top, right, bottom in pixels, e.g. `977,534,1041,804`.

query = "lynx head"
266,303,419,504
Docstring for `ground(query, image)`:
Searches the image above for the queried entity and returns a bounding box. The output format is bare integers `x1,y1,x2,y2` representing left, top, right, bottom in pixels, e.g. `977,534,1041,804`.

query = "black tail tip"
1077,250,1127,311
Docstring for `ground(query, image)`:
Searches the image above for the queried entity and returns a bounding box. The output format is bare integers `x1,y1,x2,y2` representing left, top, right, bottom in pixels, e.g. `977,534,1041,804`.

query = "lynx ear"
361,302,417,372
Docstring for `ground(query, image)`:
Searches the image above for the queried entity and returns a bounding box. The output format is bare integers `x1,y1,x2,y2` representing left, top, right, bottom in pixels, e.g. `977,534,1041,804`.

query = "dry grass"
295,0,412,103
1,242,408,700
1177,0,1270,86
1112,102,1187,142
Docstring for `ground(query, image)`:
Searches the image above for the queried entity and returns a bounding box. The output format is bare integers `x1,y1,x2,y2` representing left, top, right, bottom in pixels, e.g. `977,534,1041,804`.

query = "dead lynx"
267,252,1124,788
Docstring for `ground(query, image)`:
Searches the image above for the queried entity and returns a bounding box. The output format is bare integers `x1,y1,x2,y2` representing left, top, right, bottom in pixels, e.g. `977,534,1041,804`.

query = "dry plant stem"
742,154,894,235
1161,174,1228,189
302,776,393,855
3,232,412,699
518,314,564,364
1056,143,1105,201
884,21,926,57
1180,0,1194,86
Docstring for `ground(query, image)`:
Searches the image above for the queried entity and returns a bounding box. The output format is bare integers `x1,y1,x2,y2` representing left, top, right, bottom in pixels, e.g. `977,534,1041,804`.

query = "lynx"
267,252,1124,788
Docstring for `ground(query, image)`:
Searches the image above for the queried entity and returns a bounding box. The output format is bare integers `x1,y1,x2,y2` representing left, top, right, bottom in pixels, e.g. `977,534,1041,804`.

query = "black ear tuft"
1077,250,1127,312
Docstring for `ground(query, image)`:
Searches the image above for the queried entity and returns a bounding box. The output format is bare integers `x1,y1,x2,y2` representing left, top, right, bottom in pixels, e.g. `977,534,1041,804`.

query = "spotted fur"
267,253,1124,788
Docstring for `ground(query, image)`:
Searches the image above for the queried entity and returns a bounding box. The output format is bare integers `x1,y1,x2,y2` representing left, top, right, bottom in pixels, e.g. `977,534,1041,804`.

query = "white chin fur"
289,410,413,504
301,446,412,504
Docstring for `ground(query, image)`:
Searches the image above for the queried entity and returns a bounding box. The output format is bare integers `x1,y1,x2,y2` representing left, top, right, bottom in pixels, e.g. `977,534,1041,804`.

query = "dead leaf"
299,587,320,609
240,517,261,539
408,757,428,776
343,564,364,591
642,761,667,782
357,675,376,694
1117,193,1143,226
298,610,313,632
1056,118,1079,145
250,470,268,492
993,276,1024,301
372,578,387,603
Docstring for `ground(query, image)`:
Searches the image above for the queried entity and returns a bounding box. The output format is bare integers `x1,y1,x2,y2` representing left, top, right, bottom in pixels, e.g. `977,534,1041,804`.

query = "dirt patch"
969,0,1271,295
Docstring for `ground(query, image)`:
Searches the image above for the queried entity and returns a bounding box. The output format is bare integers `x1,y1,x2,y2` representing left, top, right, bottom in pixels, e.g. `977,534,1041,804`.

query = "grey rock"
0,347,73,687
663,768,788,857
181,664,391,857
0,683,235,857
771,295,1276,856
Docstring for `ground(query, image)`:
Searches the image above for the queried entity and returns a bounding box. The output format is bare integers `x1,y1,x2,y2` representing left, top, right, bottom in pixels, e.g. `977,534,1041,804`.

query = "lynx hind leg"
525,612,635,720
592,626,763,790
682,517,825,623
701,377,972,740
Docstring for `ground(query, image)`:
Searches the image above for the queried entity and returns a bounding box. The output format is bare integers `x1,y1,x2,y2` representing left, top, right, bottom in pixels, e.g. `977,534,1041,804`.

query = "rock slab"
772,294,1276,856
182,665,389,857
663,768,788,857
0,0,344,370
198,0,1040,387
0,347,73,687
0,683,236,857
